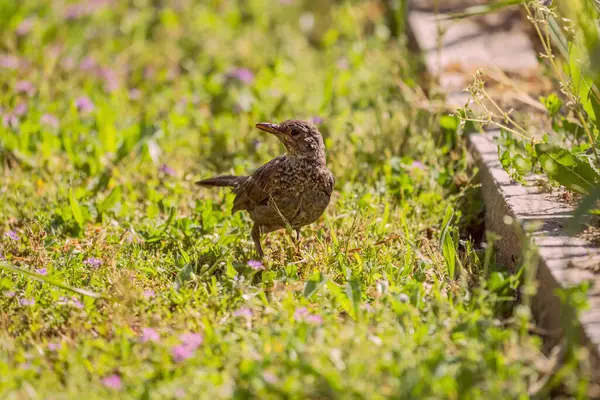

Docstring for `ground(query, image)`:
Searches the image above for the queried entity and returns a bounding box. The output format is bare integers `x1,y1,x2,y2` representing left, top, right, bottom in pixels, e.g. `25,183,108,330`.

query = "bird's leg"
251,224,264,259
293,228,302,254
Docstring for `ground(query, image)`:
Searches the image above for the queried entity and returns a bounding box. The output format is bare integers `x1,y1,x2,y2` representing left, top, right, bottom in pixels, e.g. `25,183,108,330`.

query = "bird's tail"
195,175,247,188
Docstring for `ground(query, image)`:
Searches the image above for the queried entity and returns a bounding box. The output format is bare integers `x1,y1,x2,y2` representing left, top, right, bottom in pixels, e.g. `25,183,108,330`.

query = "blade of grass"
0,263,102,298
567,185,600,233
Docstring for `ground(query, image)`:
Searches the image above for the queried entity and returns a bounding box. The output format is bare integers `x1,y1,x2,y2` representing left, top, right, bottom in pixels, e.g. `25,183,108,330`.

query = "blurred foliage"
0,0,589,398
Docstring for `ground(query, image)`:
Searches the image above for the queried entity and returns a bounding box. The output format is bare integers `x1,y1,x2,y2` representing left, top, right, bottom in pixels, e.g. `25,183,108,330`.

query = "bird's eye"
290,128,301,136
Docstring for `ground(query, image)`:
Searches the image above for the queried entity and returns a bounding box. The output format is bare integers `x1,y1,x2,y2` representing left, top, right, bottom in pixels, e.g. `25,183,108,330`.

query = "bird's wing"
232,155,286,213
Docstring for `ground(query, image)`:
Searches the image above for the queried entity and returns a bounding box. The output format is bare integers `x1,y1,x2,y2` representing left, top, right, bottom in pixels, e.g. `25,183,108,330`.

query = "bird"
196,119,335,258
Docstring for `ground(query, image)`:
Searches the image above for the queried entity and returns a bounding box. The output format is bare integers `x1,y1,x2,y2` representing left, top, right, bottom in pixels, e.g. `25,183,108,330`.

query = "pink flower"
20,362,33,370
0,54,20,69
47,44,63,58
47,342,61,351
310,116,324,125
294,307,309,321
263,371,278,384
70,296,84,309
57,296,84,309
179,332,203,348
13,103,27,116
4,291,15,298
62,56,76,71
294,307,323,325
128,89,141,100
40,113,59,129
234,307,253,318
247,260,264,270
411,160,425,170
171,332,203,363
227,68,255,84
336,57,349,70
75,96,95,114
5,230,19,241
140,328,160,343
35,268,47,276
143,289,155,299
65,1,113,20
159,164,176,177
171,344,195,363
19,298,35,306
83,257,102,268
15,81,35,96
16,18,34,36
100,67,120,92
2,114,18,128
166,65,180,81
304,314,323,325
102,374,122,390
79,56,98,72
144,65,156,79
65,3,87,19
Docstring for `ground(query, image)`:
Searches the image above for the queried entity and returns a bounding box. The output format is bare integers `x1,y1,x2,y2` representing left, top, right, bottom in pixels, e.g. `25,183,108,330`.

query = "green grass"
0,0,584,398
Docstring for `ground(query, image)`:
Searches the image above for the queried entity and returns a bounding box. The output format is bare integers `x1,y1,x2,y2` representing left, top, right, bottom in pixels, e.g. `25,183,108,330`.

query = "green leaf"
589,89,600,124
97,101,117,154
0,263,101,298
303,272,326,299
99,186,122,213
440,205,457,279
440,114,458,131
69,188,84,227
535,144,599,195
161,207,176,233
561,118,583,139
145,206,177,243
439,205,454,249
345,278,362,320
568,185,600,233
540,93,562,117
442,231,456,280
174,263,195,290
326,280,355,319
179,247,191,264
499,150,512,169
569,46,596,122
513,155,533,175
226,263,237,279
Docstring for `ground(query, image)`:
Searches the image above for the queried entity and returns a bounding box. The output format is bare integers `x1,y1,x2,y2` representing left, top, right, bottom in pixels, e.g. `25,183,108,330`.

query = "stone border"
407,8,539,108
469,132,600,379
407,4,600,381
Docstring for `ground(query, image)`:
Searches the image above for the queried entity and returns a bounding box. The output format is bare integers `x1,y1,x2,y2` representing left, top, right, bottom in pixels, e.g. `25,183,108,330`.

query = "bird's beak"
255,122,282,135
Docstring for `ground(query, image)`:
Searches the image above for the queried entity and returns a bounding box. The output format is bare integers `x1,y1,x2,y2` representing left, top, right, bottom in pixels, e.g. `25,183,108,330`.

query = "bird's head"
255,119,325,159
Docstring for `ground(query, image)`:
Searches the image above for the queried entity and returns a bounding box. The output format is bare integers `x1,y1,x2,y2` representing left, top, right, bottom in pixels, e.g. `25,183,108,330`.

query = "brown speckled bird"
196,120,335,258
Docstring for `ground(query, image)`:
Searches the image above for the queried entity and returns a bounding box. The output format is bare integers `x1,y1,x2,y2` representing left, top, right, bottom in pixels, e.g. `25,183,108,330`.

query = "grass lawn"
0,1,582,398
